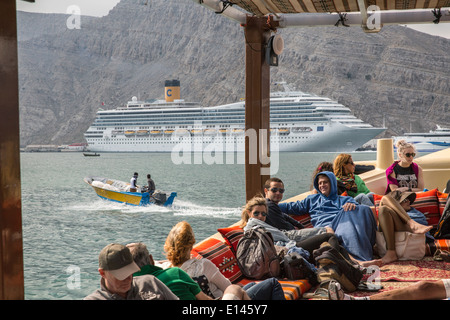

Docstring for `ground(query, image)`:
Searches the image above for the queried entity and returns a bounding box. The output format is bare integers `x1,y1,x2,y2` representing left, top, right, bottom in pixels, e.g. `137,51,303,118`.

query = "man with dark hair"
263,177,304,230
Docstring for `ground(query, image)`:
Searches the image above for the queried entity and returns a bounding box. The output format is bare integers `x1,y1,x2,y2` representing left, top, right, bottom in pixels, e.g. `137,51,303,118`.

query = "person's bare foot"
407,220,432,234
351,257,383,267
381,250,398,264
359,258,383,267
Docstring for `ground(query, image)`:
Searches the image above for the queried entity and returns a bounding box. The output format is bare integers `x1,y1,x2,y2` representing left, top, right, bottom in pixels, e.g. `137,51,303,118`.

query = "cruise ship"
84,80,385,153
393,125,450,153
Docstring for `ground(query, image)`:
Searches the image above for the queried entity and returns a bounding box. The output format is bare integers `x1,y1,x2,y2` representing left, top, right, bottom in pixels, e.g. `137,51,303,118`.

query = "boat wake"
72,199,240,218
171,199,241,218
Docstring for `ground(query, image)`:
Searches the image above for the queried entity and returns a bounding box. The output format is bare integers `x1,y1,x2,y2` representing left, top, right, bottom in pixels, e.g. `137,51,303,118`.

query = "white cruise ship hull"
87,122,384,153
85,81,385,153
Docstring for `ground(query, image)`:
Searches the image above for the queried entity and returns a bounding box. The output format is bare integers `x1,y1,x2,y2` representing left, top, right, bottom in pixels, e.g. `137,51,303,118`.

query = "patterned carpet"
378,257,450,282
353,257,450,297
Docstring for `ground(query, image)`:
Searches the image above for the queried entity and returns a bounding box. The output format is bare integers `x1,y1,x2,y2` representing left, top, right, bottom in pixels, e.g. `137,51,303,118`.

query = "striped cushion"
411,189,440,225
437,191,449,215
192,238,243,283
217,225,244,253
429,238,450,255
278,279,312,300
292,213,313,228
238,278,312,300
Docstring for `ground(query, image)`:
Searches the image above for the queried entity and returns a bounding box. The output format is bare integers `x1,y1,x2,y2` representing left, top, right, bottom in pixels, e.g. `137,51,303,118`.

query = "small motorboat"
84,176,177,206
83,152,100,157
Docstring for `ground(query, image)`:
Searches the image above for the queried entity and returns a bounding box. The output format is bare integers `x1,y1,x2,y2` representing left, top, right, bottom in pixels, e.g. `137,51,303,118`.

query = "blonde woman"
239,196,329,245
333,153,373,206
385,140,424,194
164,220,285,300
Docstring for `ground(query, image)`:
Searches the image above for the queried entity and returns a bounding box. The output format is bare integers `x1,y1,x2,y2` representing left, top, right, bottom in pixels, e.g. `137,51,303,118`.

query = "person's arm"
385,162,399,193
388,172,401,192
203,259,232,293
195,291,214,300
355,175,371,194
415,165,424,191
278,200,308,216
339,194,358,211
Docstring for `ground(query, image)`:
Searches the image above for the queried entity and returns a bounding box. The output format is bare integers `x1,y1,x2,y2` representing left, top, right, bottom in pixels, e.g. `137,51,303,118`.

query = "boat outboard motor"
152,190,167,205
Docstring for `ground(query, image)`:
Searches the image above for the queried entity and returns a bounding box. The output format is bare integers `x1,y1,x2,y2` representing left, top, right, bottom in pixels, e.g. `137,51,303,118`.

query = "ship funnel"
165,79,180,102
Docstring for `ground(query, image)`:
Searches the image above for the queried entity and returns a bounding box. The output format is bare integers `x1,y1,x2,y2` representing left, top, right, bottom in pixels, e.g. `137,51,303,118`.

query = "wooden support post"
0,0,25,300
243,16,272,201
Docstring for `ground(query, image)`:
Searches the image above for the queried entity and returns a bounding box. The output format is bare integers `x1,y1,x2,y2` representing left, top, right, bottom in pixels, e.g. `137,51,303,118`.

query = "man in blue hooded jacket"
279,171,378,262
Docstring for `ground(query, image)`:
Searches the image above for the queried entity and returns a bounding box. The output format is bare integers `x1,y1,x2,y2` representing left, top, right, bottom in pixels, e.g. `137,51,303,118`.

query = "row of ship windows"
92,119,325,127
95,113,333,121
89,139,312,146
88,136,315,143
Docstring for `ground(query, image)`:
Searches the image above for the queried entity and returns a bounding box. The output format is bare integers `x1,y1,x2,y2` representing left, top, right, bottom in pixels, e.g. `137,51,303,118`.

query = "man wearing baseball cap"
84,243,178,300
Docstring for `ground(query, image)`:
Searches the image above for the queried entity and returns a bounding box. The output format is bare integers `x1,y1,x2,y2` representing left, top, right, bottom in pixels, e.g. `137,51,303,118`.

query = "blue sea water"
20,151,376,299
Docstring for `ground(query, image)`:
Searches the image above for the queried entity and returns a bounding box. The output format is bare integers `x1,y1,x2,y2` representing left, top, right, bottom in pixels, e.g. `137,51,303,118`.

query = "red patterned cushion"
191,238,243,283
217,225,243,253
373,193,383,211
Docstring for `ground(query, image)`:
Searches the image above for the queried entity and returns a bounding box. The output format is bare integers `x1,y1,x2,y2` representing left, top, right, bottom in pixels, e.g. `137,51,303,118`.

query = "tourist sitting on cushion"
279,171,380,264
127,242,213,300
164,221,285,300
84,243,178,300
385,139,424,194
240,196,329,246
333,153,374,206
377,191,432,264
240,195,374,267
263,177,305,230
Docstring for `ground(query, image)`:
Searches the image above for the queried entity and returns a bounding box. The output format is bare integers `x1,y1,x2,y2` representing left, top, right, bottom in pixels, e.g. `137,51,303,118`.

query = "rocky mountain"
17,0,450,146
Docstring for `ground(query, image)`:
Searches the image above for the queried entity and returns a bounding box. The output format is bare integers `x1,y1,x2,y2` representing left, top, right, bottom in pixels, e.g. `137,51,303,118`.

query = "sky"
16,0,449,39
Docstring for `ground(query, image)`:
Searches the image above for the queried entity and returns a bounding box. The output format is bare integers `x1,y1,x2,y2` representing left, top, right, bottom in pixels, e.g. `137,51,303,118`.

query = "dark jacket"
265,198,304,231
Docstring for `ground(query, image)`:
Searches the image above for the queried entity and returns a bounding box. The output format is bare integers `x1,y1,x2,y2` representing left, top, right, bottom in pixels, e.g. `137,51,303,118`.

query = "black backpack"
434,194,450,239
235,226,280,280
282,251,318,285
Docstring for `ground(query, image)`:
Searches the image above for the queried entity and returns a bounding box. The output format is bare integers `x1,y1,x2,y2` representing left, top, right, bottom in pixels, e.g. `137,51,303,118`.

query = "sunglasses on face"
404,153,416,158
252,211,267,217
346,161,355,165
269,188,285,194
